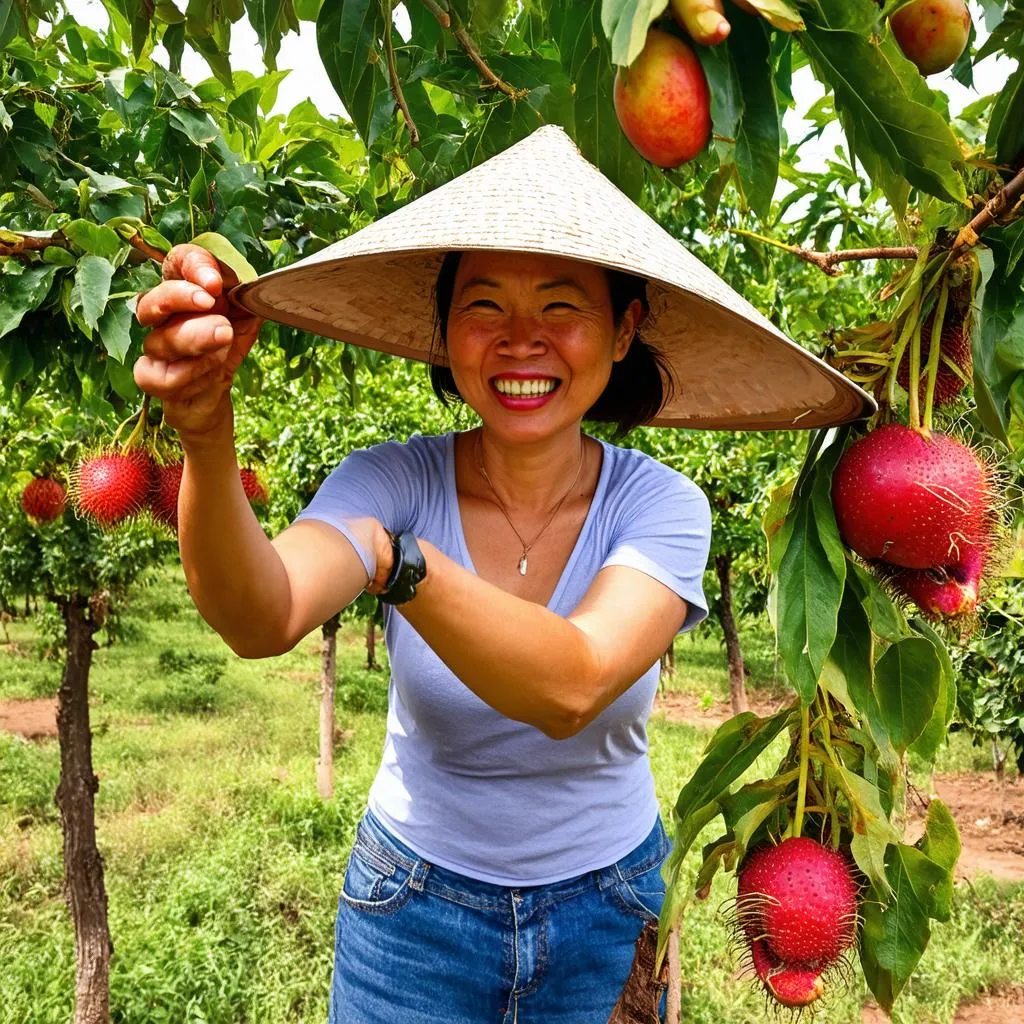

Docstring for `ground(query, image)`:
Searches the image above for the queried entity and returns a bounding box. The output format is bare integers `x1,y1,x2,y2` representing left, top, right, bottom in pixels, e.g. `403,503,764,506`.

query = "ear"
612,299,645,362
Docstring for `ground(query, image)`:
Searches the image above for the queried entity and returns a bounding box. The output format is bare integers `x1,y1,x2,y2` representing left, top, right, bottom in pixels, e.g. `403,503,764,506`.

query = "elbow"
225,630,294,660
539,695,596,742
540,644,608,740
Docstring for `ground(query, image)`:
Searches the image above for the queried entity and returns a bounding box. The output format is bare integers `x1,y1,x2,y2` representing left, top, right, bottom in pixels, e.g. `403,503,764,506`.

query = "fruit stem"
793,704,811,839
121,396,152,451
907,320,923,432
922,281,950,434
886,296,923,412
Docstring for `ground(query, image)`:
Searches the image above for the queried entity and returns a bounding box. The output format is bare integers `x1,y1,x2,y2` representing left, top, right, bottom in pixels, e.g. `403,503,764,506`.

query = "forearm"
177,411,293,657
399,541,608,739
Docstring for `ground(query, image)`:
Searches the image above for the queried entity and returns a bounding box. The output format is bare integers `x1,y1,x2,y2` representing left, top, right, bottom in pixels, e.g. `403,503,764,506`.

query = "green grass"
0,563,1020,1023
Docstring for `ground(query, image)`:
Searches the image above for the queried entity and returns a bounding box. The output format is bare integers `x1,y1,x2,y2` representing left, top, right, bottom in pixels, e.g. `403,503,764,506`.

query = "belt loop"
410,860,431,891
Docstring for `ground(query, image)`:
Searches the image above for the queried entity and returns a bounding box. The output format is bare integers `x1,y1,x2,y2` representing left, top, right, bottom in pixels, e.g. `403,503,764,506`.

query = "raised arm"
133,243,373,656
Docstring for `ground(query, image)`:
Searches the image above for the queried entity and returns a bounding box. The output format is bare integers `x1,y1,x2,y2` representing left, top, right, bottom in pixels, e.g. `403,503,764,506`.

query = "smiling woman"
134,125,872,1024
430,250,673,438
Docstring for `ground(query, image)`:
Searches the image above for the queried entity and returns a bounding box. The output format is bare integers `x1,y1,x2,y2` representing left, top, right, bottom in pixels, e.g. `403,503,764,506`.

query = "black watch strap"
378,529,427,605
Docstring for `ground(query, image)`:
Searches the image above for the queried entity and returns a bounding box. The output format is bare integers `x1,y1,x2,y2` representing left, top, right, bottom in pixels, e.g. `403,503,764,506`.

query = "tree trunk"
366,615,377,670
54,595,111,1024
317,613,341,800
714,552,748,716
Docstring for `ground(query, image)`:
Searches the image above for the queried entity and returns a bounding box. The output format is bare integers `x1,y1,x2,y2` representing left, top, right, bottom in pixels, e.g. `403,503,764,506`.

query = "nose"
500,314,546,358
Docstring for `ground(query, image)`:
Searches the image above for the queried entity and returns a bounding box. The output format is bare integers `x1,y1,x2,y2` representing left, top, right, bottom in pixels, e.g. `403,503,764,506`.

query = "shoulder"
596,439,710,519
337,431,450,476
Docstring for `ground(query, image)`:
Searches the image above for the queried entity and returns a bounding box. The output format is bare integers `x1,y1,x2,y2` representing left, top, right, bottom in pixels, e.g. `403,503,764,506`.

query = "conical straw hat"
232,125,874,430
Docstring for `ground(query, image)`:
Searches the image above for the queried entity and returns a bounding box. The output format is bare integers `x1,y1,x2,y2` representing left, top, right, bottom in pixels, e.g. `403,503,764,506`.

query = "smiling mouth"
491,377,561,397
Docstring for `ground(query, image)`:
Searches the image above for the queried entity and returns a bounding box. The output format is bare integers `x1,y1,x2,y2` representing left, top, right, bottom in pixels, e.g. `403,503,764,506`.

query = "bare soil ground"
862,985,1024,1023
653,693,1024,884
0,697,57,740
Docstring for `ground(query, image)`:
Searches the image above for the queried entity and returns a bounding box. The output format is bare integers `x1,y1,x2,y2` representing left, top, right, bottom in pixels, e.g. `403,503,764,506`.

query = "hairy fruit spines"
736,837,859,969
149,461,184,531
21,477,67,523
749,938,826,1008
240,466,269,507
72,449,154,528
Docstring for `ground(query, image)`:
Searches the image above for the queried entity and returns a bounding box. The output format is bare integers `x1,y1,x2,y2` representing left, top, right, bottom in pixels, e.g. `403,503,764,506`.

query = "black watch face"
380,532,426,605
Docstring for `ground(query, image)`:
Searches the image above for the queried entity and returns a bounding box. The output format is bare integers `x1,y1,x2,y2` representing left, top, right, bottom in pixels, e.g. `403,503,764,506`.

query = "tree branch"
952,164,1024,252
0,229,164,265
126,232,167,265
382,9,420,147
728,228,918,277
419,0,450,28
418,0,527,99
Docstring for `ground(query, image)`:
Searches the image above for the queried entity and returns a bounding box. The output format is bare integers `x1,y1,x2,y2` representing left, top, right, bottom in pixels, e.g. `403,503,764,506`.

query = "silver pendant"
518,553,528,576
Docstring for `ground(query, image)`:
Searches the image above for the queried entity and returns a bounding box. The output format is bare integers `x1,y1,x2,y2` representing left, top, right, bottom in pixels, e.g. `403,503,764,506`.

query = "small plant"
143,648,227,714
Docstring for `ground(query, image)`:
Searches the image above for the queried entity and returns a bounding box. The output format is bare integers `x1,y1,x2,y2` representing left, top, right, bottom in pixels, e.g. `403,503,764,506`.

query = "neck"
475,425,586,513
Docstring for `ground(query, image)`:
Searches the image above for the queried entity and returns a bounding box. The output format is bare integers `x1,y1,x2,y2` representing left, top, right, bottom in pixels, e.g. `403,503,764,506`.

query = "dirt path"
653,692,1024,884
0,697,57,740
908,773,1024,884
863,985,1024,1023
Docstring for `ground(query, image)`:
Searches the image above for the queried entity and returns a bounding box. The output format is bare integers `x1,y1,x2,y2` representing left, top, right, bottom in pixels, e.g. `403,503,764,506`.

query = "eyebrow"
458,277,590,297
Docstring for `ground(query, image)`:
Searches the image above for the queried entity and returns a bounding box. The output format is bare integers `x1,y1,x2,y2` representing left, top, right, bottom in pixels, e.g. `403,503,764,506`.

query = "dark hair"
428,251,674,437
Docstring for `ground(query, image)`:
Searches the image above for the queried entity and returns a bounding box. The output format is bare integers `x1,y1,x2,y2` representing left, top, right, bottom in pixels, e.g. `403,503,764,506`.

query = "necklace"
475,432,586,576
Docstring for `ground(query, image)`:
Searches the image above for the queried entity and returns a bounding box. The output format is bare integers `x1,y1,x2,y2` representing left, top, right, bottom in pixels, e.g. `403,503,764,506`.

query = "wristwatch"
378,529,427,605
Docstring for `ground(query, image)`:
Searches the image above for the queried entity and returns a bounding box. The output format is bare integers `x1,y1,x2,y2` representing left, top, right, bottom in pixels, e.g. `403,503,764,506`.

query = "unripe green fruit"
890,0,971,76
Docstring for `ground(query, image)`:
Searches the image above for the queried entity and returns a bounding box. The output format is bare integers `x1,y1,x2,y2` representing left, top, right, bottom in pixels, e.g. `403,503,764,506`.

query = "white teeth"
495,378,557,396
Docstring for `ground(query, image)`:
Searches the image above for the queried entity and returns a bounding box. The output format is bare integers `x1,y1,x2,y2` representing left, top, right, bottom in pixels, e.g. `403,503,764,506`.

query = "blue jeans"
328,808,670,1023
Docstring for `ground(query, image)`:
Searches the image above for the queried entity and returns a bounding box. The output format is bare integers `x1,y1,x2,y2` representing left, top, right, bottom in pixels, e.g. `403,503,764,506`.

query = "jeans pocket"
340,830,417,916
614,858,667,922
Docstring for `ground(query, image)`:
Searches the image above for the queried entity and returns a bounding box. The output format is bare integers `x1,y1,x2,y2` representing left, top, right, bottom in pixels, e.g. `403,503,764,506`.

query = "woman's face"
444,251,641,444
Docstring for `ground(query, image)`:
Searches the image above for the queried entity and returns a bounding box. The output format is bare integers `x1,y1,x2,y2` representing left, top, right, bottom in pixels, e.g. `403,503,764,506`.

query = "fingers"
674,0,730,44
143,313,235,361
138,280,218,328
161,244,226,295
133,349,230,399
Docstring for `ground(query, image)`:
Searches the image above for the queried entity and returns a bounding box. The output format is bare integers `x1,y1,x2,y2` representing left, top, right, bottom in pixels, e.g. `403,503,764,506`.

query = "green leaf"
98,300,134,362
317,0,389,146
169,108,221,147
62,219,124,260
873,636,942,754
244,0,287,68
988,64,1024,165
918,799,959,921
833,764,899,892
552,0,646,200
600,0,668,68
875,844,951,978
0,265,57,339
741,0,803,32
190,231,259,283
73,255,115,332
774,456,846,703
729,17,779,219
907,618,955,763
674,707,795,828
43,246,77,267
846,559,910,642
800,0,967,206
0,0,25,50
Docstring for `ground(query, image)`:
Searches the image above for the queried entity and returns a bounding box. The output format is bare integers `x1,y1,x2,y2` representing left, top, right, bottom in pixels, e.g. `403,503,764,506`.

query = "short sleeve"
291,440,419,581
600,466,712,633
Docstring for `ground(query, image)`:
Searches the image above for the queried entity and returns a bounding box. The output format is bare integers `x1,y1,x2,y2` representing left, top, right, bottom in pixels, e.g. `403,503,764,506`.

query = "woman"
133,127,871,1023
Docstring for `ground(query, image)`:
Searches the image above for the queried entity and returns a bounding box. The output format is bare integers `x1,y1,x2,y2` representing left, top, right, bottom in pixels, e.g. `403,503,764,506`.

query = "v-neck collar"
445,430,611,612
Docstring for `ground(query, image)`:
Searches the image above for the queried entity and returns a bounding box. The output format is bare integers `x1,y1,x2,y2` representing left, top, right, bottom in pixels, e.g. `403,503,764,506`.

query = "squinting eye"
468,299,501,310
544,302,576,311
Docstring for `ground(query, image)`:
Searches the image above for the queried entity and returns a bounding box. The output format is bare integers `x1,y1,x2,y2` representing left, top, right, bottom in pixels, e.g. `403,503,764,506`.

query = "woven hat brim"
231,126,875,430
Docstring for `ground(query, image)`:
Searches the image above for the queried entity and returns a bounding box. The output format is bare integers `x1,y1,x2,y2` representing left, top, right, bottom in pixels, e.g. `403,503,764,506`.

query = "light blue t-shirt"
293,431,711,885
